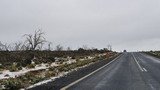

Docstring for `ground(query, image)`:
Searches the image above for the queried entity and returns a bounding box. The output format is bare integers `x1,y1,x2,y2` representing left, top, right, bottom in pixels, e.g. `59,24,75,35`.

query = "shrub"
0,64,3,71
2,78,23,90
27,64,36,69
47,57,55,62
8,63,21,72
57,64,69,72
45,71,55,77
9,64,18,72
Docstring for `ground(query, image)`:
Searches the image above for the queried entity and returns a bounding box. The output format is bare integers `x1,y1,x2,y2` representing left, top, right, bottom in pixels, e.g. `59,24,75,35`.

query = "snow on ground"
87,56,94,59
0,55,99,89
0,55,96,80
0,62,61,80
63,59,76,64
0,60,74,80
0,63,51,80
80,58,86,61
51,62,59,67
26,60,96,89
27,65,93,89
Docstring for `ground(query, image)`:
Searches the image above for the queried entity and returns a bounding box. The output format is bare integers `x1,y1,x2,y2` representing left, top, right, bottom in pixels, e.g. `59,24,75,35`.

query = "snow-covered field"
0,57,86,80
0,54,109,89
0,63,58,80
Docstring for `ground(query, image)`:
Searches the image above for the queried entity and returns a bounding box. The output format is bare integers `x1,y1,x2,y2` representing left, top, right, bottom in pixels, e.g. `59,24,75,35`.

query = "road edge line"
60,54,123,90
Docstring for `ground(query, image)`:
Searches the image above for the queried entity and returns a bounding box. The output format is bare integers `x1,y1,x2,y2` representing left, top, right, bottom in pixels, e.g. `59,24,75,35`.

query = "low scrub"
0,52,116,89
145,51,160,58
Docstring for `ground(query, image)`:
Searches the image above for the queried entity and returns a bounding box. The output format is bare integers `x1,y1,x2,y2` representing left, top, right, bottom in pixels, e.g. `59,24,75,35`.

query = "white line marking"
60,54,122,90
149,84,155,90
134,55,148,72
143,68,147,72
132,53,144,72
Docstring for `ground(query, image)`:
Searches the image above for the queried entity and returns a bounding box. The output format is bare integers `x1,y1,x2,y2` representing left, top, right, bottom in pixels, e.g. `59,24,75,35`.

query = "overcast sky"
0,0,160,51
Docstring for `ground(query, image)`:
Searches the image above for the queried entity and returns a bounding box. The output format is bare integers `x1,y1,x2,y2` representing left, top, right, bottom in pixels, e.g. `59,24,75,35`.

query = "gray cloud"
0,0,160,51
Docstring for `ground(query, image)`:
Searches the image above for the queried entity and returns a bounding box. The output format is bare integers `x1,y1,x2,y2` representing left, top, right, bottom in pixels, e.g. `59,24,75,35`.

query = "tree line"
0,30,66,51
0,29,112,52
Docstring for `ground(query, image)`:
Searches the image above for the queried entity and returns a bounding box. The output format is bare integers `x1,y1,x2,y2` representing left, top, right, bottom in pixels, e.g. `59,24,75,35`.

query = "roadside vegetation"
144,51,160,58
0,29,117,89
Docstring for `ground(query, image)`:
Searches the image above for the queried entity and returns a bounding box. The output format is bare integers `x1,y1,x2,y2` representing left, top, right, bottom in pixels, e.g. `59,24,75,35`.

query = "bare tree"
37,43,44,50
82,45,89,50
21,43,30,51
0,41,4,51
0,41,10,51
47,42,52,51
66,46,71,51
91,47,98,51
23,29,46,50
13,41,23,51
107,44,112,51
55,44,63,51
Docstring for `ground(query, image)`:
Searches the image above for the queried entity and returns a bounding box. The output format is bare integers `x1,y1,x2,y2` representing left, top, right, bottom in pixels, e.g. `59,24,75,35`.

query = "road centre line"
132,53,144,72
143,68,147,72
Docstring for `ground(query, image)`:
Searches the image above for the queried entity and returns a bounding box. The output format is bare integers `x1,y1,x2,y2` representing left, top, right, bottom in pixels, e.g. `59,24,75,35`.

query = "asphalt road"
63,52,160,90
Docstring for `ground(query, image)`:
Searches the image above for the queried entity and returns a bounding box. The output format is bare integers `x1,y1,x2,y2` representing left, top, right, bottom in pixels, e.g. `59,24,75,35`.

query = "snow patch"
63,59,76,64
0,63,48,80
51,62,59,67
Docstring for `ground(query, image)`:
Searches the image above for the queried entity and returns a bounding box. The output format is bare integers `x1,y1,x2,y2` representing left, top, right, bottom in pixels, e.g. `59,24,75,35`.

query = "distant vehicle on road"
123,50,127,52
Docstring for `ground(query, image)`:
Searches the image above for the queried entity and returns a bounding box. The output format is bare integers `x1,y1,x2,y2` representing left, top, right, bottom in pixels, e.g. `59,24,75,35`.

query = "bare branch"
23,29,46,50
55,44,63,51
